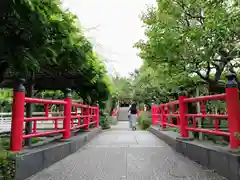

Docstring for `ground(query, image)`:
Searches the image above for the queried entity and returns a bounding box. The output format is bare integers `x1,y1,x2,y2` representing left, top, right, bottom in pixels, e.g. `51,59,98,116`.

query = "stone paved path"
28,122,226,180
117,107,129,121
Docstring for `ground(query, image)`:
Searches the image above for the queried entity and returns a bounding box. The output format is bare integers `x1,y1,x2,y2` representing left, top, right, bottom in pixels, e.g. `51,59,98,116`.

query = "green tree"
0,0,112,104
135,0,240,93
111,75,133,103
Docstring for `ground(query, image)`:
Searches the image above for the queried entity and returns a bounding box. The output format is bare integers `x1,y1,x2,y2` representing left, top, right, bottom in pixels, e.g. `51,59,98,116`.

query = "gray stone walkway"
28,122,226,180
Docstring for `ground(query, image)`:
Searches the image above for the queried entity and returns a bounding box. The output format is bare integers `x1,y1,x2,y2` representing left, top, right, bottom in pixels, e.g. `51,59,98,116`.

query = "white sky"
61,0,156,77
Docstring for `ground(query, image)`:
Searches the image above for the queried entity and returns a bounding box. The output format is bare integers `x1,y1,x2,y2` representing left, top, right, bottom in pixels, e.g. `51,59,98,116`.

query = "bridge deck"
28,122,226,180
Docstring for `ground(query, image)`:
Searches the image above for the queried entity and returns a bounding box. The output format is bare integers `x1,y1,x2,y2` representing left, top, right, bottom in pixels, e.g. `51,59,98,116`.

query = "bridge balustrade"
151,74,240,149
10,81,99,152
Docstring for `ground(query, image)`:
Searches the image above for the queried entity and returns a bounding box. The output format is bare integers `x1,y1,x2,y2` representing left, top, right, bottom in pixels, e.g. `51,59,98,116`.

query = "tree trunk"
196,86,203,140
25,83,34,146
208,80,225,94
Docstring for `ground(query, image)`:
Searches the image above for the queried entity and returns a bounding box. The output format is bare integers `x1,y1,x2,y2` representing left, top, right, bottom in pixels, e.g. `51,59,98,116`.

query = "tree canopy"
134,0,240,95
107,0,240,107
111,75,133,101
0,0,112,104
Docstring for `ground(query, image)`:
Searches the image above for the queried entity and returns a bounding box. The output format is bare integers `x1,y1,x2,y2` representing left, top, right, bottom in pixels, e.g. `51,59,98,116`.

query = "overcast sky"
61,0,156,77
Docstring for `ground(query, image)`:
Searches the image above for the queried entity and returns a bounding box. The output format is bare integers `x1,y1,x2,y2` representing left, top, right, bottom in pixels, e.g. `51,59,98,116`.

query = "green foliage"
0,89,12,112
128,0,240,144
37,90,64,100
0,156,15,180
135,0,240,94
0,138,10,151
111,75,133,102
100,114,111,130
102,95,115,115
137,112,151,130
0,138,16,180
30,137,42,144
0,0,112,104
99,109,110,129
130,64,199,105
130,0,240,107
0,136,50,180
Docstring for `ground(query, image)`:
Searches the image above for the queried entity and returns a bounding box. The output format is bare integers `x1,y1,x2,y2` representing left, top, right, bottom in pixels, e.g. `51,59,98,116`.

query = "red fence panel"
70,103,99,130
151,75,240,149
23,101,67,139
10,82,100,152
151,105,160,125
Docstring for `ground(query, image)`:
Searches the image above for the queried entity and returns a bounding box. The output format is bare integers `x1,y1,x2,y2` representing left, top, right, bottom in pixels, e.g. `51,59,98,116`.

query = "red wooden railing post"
225,73,240,149
155,106,158,125
63,88,72,139
151,105,154,125
84,106,90,131
157,105,161,125
96,106,99,128
161,105,166,129
95,101,99,127
10,79,25,152
151,103,158,125
178,87,189,138
151,105,155,125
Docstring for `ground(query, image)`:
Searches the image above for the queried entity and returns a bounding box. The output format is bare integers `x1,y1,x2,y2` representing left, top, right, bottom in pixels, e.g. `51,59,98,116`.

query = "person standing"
128,102,138,130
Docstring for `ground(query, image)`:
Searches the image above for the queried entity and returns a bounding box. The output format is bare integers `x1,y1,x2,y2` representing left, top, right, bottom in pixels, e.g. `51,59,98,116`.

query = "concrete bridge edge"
149,126,240,180
14,128,102,180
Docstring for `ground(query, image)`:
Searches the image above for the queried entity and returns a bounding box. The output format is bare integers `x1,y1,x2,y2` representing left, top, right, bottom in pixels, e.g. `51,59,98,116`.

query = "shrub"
101,117,111,130
0,154,16,180
0,137,10,151
31,138,42,144
0,138,16,180
100,111,111,130
138,111,151,130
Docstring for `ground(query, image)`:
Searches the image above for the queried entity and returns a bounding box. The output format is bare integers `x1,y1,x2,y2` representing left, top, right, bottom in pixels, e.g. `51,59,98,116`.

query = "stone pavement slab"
28,123,227,180
117,107,129,121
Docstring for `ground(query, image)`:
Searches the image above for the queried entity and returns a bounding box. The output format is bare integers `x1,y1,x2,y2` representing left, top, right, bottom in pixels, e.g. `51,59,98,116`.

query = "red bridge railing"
10,82,99,152
151,74,240,149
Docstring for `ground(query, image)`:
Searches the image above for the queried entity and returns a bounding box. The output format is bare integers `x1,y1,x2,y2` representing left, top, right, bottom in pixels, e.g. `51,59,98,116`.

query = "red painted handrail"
10,90,99,152
151,85,240,150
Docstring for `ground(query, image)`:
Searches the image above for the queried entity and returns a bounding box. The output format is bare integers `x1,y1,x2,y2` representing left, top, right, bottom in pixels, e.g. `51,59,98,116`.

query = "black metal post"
25,83,34,146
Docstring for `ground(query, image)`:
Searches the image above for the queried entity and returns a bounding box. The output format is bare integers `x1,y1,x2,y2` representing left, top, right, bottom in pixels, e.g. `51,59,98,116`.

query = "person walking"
128,102,138,131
